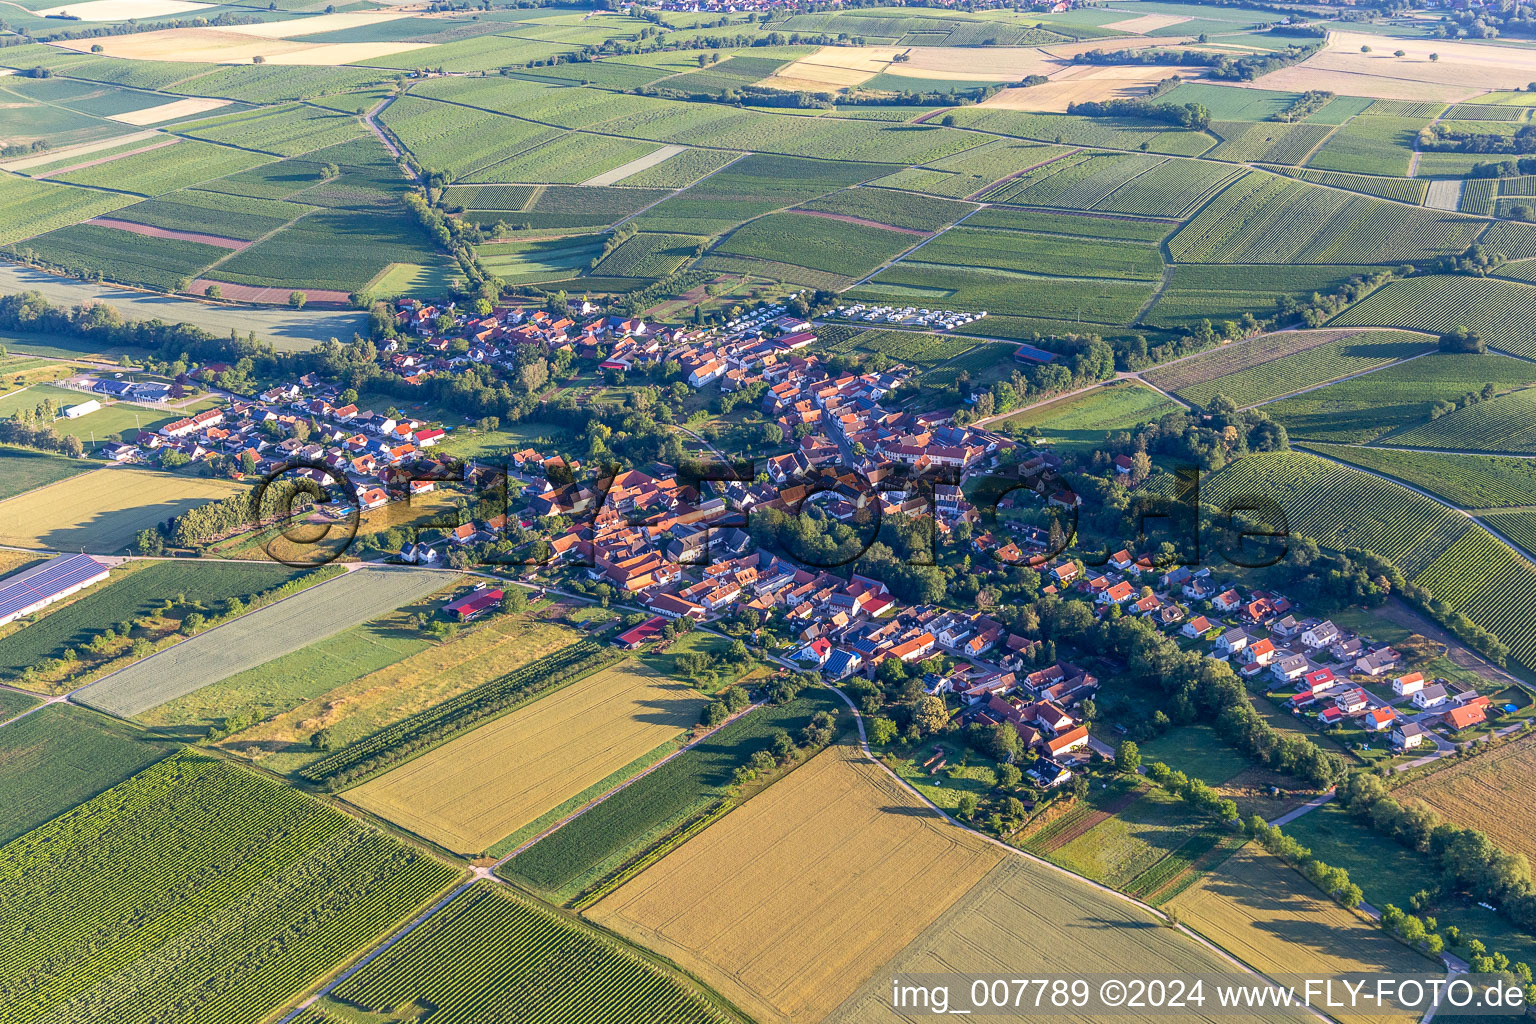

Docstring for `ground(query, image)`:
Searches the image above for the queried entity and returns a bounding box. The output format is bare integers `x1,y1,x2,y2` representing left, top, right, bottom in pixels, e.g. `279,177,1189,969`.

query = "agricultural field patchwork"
587,744,1003,1024
0,753,460,1024
347,656,704,855
0,703,173,845
1398,737,1536,864
502,688,845,903
0,468,246,554
320,882,733,1024
73,568,456,718
221,608,584,776
1263,353,1536,444
1389,387,1536,454
1301,444,1536,509
1144,329,1434,408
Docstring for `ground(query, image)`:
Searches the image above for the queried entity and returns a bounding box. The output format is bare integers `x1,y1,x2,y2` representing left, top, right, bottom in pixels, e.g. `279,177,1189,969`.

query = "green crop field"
714,211,916,277
1389,387,1536,454
1089,157,1238,218
982,151,1165,209
0,703,172,846
1306,114,1427,176
943,108,1216,157
907,226,1162,280
1144,329,1434,407
1416,527,1536,666
1330,275,1536,359
0,752,460,1024
464,132,664,185
853,264,1155,324
795,187,976,231
1144,264,1378,330
1265,352,1536,444
502,689,842,902
17,223,228,291
1166,171,1486,265
1301,443,1536,509
996,383,1182,454
1289,168,1428,205
211,210,438,293
593,232,704,278
74,568,455,719
50,139,274,197
1206,449,1471,575
873,139,1073,199
378,96,563,179
324,882,730,1024
1205,120,1335,165
962,205,1174,242
1160,82,1302,121
478,234,607,283
0,445,93,502
0,175,134,246
614,147,742,187
0,561,297,680
108,190,310,242
172,104,367,157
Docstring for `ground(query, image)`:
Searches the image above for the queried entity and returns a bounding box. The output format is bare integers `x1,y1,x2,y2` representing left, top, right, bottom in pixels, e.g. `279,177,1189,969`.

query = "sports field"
586,744,1003,1024
347,656,706,854
73,568,455,718
0,467,245,553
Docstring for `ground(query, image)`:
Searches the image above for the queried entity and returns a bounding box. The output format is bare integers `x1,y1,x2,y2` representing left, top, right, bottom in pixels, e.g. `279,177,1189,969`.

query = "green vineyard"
327,882,732,1024
0,752,459,1024
1204,450,1470,575
1414,527,1536,666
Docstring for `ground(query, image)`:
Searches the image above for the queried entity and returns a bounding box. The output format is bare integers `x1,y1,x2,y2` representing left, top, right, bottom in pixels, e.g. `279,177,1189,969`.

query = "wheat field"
1399,737,1536,864
346,657,705,855
586,744,1003,1024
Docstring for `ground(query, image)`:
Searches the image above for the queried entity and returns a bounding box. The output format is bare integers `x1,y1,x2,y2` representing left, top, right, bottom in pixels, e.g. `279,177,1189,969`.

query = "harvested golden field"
1399,737,1536,864
55,27,430,65
1169,845,1431,1024
347,657,704,855
221,608,583,775
1241,32,1536,102
1238,67,1472,103
217,9,414,38
586,745,1003,1024
0,131,158,172
109,97,230,126
1106,13,1191,33
896,45,1060,81
828,856,1300,1024
760,46,901,91
0,467,244,553
982,64,1205,113
34,0,209,18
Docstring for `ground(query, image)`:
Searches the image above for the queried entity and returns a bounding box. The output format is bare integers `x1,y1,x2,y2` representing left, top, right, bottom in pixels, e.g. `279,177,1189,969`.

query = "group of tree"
1072,42,1319,82
1342,773,1536,933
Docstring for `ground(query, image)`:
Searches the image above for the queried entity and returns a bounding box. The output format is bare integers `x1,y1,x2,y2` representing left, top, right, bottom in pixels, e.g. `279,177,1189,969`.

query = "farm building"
0,554,111,627
615,616,666,649
444,587,504,621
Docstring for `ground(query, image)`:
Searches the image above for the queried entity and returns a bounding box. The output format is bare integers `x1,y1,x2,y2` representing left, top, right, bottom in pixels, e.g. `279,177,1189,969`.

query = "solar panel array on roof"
0,553,110,621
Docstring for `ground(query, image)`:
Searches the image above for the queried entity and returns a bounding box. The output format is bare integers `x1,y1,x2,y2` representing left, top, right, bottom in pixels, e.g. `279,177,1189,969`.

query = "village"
30,292,1504,794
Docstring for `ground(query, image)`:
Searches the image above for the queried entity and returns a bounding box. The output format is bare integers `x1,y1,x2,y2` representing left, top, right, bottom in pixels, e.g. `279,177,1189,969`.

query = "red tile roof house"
1043,725,1091,758
615,615,666,649
1364,707,1397,732
444,587,503,621
1442,702,1487,731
